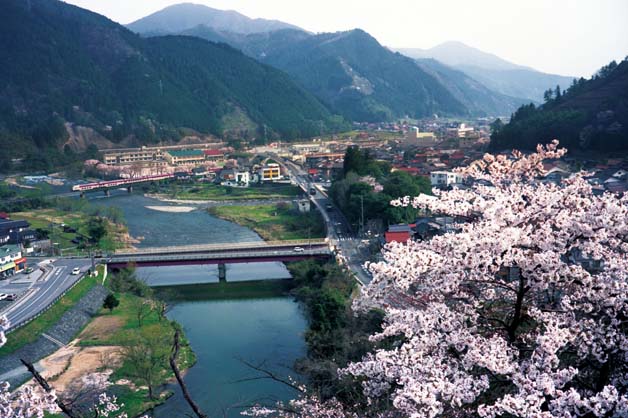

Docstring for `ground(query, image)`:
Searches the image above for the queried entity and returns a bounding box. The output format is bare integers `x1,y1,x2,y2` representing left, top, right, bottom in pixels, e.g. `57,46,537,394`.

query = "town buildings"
103,143,224,166
164,150,206,166
260,163,282,182
0,219,35,246
0,244,26,278
430,171,464,188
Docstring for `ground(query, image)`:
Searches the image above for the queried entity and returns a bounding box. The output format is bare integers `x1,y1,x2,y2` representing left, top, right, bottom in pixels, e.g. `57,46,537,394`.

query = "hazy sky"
63,0,628,77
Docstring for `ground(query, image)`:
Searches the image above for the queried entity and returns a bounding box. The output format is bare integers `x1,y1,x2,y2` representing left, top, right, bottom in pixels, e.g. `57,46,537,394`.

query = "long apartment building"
103,143,224,166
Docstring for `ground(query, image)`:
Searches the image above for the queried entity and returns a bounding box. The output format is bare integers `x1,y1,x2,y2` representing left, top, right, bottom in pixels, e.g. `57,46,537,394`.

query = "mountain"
170,27,524,120
490,59,628,152
0,0,345,170
127,3,302,35
257,29,470,121
414,59,527,116
398,41,530,71
454,65,575,104
397,41,574,102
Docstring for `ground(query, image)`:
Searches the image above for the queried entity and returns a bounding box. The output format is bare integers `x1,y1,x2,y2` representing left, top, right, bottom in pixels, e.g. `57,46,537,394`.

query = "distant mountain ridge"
396,41,574,102
129,6,527,120
414,58,527,116
398,41,532,71
127,3,303,35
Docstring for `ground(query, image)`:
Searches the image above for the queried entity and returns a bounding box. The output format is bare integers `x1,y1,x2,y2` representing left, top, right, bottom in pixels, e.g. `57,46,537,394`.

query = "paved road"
270,155,372,285
0,259,92,331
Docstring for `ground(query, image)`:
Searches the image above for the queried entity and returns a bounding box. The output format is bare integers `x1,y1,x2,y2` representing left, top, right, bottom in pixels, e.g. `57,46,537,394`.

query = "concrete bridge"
106,240,332,281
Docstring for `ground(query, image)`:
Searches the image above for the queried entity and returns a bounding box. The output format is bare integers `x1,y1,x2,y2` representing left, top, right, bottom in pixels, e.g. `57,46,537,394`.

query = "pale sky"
63,0,628,77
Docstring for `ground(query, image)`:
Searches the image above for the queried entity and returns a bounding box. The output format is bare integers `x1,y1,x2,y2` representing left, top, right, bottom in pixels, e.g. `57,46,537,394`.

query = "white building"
430,171,463,188
221,171,251,187
260,163,282,182
457,124,475,138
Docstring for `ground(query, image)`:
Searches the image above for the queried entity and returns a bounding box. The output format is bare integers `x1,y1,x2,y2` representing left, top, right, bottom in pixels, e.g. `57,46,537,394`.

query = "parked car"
71,267,81,275
293,247,304,252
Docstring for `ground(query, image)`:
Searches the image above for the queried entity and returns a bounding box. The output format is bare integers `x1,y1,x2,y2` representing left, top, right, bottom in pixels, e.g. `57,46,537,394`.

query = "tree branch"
21,358,79,418
169,328,208,418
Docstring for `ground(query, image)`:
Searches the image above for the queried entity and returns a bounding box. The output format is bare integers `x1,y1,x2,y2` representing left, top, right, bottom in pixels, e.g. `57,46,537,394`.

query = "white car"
293,247,305,253
71,267,81,275
0,294,7,301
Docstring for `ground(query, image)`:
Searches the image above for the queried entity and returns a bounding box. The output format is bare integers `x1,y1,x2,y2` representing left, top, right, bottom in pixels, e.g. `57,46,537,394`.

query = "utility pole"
360,194,364,238
308,226,312,251
89,247,96,273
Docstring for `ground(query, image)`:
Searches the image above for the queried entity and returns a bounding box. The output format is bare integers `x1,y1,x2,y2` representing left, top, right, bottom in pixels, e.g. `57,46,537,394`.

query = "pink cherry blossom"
247,142,628,417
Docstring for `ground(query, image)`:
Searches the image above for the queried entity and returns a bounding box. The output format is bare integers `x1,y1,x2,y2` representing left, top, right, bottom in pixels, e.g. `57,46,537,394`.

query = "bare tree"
21,359,79,418
169,327,208,418
132,298,152,328
120,328,169,400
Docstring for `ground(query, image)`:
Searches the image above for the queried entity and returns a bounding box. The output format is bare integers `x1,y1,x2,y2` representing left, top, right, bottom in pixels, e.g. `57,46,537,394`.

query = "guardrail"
108,248,331,263
113,239,329,256
5,267,98,334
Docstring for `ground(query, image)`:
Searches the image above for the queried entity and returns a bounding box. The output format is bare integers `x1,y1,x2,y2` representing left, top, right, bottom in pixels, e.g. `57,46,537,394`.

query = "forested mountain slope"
0,0,345,170
490,59,628,151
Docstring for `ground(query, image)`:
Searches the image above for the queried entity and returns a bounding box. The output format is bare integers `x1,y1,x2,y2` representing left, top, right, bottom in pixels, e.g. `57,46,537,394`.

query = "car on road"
293,247,304,252
0,293,7,301
23,267,34,274
5,293,17,301
71,267,81,275
325,203,333,210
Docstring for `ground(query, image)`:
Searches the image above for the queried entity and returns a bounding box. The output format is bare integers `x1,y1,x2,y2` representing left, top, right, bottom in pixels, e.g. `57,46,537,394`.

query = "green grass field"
0,266,104,356
13,209,126,255
173,183,301,201
209,203,326,241
79,290,195,417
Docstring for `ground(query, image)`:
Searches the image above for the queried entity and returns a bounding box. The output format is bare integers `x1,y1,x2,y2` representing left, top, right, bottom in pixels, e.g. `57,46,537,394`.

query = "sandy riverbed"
145,205,197,213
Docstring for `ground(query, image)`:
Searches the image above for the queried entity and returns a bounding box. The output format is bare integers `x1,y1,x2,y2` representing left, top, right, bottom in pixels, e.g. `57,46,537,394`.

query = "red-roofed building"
385,224,413,243
203,149,225,161
393,166,421,175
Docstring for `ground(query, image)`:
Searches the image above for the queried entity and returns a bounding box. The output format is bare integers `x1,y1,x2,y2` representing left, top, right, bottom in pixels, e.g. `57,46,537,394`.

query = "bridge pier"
103,189,110,197
127,185,133,193
80,192,85,199
218,263,227,282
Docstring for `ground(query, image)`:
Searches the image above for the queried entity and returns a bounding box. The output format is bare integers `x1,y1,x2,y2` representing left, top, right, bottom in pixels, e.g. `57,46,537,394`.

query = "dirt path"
22,315,125,395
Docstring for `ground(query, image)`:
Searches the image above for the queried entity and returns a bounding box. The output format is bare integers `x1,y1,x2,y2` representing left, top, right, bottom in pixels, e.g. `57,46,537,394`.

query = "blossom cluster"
248,142,628,417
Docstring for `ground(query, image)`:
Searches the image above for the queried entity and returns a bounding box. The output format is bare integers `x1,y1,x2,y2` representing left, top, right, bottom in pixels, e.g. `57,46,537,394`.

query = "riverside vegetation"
1,182,130,254
69,267,194,417
208,202,326,241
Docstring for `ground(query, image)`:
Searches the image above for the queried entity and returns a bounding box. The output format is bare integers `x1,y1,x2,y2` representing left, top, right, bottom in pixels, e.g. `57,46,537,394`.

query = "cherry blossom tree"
249,141,628,417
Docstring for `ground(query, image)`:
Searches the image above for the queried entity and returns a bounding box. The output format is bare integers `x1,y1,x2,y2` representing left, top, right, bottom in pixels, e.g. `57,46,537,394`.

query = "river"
95,192,307,417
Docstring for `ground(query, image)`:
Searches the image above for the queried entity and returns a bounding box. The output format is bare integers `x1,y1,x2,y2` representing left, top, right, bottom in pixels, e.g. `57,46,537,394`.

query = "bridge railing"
113,239,329,256
108,248,331,262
